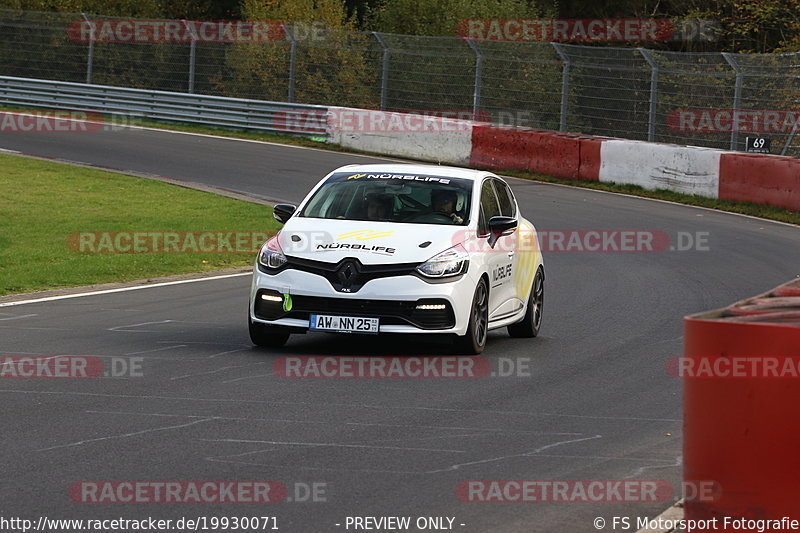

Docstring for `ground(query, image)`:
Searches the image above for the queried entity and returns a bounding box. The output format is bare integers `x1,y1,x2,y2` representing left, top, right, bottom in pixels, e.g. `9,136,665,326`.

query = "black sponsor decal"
334,172,461,185
492,263,513,282
316,243,396,255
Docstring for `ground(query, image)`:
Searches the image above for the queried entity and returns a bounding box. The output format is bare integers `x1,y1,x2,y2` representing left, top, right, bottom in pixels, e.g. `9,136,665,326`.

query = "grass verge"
0,153,279,296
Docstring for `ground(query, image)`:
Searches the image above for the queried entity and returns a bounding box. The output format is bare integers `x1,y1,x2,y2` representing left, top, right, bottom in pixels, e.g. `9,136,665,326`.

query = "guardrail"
0,76,329,138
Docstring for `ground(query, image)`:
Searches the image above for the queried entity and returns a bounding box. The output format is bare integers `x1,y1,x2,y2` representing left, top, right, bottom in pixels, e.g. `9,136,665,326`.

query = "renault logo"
336,260,359,288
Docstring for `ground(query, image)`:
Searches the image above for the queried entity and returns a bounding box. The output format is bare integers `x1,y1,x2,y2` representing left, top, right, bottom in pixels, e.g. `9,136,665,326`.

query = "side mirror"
273,204,297,224
488,216,517,235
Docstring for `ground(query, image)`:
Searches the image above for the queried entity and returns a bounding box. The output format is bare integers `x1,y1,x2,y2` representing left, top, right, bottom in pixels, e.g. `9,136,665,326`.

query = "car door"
492,178,526,310
490,178,521,316
479,178,518,320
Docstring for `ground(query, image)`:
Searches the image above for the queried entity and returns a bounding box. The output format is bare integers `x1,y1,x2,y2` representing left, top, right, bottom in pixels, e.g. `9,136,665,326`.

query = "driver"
366,194,392,220
431,190,463,224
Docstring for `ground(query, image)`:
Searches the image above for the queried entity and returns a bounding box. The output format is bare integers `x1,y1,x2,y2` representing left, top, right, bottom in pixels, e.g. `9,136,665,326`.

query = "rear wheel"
249,317,290,348
455,278,489,354
508,267,544,338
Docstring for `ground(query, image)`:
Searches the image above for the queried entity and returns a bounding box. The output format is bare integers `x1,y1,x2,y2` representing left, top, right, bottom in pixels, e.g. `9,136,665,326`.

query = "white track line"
0,273,250,308
635,500,684,532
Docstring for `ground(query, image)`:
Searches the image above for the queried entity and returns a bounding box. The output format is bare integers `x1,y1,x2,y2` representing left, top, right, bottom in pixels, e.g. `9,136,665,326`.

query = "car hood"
278,217,470,265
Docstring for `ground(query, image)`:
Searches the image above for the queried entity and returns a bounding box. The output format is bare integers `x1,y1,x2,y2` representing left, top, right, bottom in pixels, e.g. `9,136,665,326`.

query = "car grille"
259,256,419,293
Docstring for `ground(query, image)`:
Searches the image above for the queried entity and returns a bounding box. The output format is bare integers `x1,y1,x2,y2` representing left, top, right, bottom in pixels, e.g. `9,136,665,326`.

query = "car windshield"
299,171,472,225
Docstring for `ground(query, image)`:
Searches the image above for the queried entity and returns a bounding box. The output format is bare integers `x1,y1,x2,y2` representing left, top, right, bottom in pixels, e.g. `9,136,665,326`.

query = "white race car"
249,164,544,354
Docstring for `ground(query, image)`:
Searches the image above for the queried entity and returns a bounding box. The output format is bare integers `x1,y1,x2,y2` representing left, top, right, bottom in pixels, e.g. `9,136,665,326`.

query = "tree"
221,0,378,106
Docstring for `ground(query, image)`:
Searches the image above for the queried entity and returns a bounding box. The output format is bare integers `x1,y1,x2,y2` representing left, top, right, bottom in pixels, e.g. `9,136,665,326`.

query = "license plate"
309,314,379,334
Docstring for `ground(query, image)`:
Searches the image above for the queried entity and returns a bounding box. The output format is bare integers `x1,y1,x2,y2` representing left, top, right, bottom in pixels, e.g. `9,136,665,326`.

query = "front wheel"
249,317,290,348
508,267,544,338
455,278,489,354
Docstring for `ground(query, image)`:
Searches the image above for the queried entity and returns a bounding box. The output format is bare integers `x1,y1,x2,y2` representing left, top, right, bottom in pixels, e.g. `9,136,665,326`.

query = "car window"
479,179,501,234
494,179,517,218
300,172,472,225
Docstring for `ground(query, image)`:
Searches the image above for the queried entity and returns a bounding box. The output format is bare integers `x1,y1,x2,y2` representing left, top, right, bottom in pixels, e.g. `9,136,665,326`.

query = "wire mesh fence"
1,9,799,156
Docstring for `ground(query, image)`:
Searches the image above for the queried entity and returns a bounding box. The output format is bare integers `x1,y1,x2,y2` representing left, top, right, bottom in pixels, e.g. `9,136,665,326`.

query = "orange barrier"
469,125,600,180
719,153,800,212
683,279,800,529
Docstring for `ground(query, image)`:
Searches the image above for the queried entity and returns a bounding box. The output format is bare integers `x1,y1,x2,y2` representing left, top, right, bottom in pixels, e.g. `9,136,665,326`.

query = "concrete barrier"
683,279,800,526
323,105,800,215
326,107,473,166
468,126,602,180
719,153,800,212
599,140,722,198
469,125,582,179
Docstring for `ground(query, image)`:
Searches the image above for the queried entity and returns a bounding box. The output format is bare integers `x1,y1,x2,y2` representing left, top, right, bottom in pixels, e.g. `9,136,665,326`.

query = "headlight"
416,244,469,278
258,234,287,269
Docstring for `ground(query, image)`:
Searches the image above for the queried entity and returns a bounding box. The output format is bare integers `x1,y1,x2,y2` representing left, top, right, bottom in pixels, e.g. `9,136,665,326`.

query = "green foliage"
365,0,800,53
367,0,551,36
722,0,800,52
0,0,238,18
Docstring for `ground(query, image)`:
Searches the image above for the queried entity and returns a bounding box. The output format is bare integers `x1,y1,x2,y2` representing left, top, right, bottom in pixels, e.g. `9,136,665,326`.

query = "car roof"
333,163,492,182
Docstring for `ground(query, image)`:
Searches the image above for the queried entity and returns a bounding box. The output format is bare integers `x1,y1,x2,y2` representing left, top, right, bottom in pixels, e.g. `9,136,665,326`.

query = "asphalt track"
1,125,800,532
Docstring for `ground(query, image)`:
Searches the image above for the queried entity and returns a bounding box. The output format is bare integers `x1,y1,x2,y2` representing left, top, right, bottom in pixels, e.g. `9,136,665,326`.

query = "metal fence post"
372,32,390,111
465,39,483,118
182,20,197,93
81,13,94,84
552,43,570,132
722,52,743,151
284,25,297,103
781,119,799,156
638,48,659,142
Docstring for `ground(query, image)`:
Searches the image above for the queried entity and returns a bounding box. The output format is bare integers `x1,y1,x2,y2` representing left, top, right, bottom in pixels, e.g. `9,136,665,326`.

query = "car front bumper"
249,264,478,335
